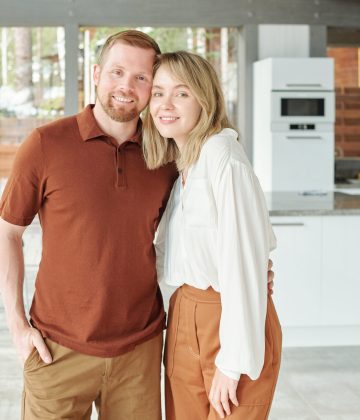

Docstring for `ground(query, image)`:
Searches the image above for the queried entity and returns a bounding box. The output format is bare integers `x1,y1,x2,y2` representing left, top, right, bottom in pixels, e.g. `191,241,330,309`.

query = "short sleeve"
0,129,46,226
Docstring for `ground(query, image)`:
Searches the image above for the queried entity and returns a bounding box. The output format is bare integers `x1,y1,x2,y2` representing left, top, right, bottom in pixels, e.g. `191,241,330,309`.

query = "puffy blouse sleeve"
211,145,276,381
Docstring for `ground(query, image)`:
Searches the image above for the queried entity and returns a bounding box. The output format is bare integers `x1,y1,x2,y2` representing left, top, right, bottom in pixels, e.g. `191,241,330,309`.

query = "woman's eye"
137,75,146,81
177,92,189,97
152,92,162,97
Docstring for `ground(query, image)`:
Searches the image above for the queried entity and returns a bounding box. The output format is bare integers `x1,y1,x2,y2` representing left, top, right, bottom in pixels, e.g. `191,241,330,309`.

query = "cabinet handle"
286,136,323,140
285,83,323,88
272,223,305,226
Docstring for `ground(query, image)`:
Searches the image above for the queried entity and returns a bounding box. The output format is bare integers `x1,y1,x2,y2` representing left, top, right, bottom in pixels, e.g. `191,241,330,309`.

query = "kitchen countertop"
3,179,360,220
267,185,360,216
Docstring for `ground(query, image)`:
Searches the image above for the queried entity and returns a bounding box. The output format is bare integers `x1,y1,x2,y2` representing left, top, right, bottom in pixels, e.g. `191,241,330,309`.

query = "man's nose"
120,75,135,92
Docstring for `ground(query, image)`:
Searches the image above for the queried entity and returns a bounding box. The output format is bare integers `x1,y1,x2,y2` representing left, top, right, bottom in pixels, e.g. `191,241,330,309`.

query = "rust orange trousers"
165,285,282,420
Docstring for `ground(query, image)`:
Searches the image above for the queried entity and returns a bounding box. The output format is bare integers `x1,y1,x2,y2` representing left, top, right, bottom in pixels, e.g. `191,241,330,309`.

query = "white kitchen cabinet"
321,216,360,325
270,216,322,327
263,58,334,91
270,214,360,346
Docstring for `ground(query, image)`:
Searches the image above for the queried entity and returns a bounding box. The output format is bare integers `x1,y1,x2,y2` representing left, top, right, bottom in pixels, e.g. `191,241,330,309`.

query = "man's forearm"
0,233,29,335
0,220,51,364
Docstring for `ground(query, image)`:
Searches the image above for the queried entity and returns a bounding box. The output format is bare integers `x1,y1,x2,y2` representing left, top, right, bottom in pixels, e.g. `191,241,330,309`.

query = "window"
78,27,238,125
0,27,65,178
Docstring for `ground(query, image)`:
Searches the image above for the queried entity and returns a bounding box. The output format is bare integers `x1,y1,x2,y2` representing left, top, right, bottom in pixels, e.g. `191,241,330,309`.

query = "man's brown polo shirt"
0,105,178,357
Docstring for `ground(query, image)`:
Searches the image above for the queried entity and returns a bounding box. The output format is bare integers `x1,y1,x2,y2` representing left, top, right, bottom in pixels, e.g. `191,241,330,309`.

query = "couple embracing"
0,30,281,420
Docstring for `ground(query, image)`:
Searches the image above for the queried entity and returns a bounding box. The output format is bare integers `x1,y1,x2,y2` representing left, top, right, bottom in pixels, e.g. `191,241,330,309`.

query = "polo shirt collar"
77,104,142,145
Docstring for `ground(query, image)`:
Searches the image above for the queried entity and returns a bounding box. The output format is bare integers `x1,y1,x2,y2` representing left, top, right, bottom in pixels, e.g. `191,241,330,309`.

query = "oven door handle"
286,136,323,140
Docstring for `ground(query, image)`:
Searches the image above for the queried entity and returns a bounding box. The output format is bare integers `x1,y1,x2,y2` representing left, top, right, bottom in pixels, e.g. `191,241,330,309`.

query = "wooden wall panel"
335,87,360,157
0,118,50,145
328,48,358,87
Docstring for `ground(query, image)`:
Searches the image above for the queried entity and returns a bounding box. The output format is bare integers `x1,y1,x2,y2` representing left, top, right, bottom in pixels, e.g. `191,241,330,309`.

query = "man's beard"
99,94,138,123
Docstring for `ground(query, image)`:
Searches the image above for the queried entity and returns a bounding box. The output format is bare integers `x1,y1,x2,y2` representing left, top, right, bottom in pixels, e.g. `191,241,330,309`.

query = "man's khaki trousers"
22,333,162,419
165,285,282,420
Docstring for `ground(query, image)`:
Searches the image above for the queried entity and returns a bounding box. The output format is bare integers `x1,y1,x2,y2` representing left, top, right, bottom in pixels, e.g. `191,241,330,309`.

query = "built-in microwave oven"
271,90,335,124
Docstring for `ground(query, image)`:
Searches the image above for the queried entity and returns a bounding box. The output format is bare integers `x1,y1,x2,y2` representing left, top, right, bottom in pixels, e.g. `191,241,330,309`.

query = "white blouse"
154,128,276,381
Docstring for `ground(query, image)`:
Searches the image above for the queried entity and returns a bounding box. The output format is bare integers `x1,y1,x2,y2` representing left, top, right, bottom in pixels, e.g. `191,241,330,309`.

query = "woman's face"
150,65,202,149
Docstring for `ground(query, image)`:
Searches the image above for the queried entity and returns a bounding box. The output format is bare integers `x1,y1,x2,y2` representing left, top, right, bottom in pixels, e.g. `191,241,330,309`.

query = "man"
0,30,274,419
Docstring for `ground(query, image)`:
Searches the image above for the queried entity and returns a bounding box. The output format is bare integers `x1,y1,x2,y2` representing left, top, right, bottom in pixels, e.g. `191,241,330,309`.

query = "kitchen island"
268,188,360,347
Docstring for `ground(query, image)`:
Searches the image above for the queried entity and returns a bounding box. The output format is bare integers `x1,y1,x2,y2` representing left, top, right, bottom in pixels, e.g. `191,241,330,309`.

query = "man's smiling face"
93,42,156,123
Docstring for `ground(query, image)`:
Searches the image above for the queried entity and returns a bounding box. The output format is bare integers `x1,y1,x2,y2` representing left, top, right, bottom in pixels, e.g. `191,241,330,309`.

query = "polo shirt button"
118,168,122,173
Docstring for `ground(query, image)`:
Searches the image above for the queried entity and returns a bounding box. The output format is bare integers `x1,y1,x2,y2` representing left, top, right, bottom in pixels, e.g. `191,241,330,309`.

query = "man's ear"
93,64,100,86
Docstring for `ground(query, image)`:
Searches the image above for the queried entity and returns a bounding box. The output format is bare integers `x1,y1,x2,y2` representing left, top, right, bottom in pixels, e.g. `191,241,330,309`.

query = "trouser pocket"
23,347,38,371
164,289,182,379
184,299,200,359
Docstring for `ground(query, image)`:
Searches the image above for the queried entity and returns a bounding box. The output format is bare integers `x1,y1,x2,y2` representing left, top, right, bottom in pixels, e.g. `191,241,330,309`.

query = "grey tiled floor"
1,291,360,419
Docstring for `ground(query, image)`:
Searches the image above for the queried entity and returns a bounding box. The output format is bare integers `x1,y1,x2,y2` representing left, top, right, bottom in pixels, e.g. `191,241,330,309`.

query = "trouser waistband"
179,284,221,303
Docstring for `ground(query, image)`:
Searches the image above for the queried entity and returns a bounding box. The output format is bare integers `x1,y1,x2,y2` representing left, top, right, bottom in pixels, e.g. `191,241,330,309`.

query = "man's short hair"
98,30,161,66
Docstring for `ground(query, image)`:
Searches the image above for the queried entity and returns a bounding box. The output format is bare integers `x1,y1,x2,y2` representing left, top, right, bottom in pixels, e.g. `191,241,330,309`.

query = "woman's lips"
158,116,180,124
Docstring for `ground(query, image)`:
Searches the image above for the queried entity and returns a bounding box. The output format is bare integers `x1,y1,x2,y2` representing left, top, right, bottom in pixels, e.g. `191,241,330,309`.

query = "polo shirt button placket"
116,147,126,188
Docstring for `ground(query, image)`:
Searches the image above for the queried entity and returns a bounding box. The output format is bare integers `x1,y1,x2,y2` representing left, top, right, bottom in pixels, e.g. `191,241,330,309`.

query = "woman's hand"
209,368,239,418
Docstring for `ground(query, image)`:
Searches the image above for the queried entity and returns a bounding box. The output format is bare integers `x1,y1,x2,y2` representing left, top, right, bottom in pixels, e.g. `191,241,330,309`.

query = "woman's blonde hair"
142,51,235,171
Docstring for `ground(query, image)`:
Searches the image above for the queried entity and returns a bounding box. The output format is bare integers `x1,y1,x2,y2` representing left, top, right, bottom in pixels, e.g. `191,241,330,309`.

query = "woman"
143,51,282,420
